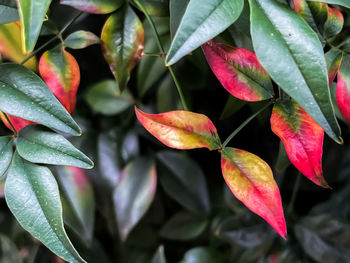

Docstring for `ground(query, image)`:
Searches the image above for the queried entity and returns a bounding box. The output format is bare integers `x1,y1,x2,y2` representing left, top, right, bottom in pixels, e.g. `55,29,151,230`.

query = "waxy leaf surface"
0,111,32,132
4,153,86,263
325,49,343,85
249,0,342,144
17,125,93,168
337,54,350,123
271,100,327,187
60,0,124,14
39,47,80,113
166,0,244,65
101,5,144,92
324,6,344,39
135,107,221,150
0,22,37,70
113,158,157,241
0,136,13,178
56,166,95,243
307,0,350,8
0,63,81,136
17,0,51,52
0,3,18,24
134,0,169,17
221,147,286,238
202,40,274,102
64,30,100,49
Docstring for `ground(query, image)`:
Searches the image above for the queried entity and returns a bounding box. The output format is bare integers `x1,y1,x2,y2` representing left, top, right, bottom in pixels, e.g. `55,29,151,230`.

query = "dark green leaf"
0,0,17,8
0,63,81,136
157,74,182,112
307,0,350,8
0,136,13,178
134,0,169,17
17,0,51,52
0,5,18,24
166,0,244,65
113,157,157,241
16,125,93,169
220,96,246,120
169,0,189,38
157,151,210,215
275,140,291,174
4,152,86,263
0,234,22,263
64,30,100,49
249,0,342,143
160,212,208,240
180,247,224,263
86,80,132,115
151,245,167,263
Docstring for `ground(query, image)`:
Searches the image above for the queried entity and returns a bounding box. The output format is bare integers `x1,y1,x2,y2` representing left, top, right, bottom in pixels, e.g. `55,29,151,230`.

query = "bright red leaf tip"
39,47,80,114
135,107,221,151
202,40,274,102
0,111,32,132
271,100,328,188
221,147,287,238
337,54,350,123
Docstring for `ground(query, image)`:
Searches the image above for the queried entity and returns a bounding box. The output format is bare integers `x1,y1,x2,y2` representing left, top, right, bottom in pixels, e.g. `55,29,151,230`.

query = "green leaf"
133,0,169,17
151,246,167,263
17,0,51,53
166,0,244,65
64,30,100,49
0,234,22,263
220,96,246,120
60,0,124,14
4,152,86,263
56,166,95,243
159,212,208,240
307,0,350,8
180,247,224,263
0,4,18,24
101,5,144,92
86,80,132,115
16,125,93,169
249,0,342,143
0,63,81,136
113,157,157,241
157,151,210,215
0,136,13,178
169,0,189,38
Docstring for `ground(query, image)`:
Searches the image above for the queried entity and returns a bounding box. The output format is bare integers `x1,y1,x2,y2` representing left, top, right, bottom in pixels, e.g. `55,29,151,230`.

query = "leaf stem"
287,173,301,214
133,0,189,111
3,112,17,136
221,101,273,149
20,11,83,65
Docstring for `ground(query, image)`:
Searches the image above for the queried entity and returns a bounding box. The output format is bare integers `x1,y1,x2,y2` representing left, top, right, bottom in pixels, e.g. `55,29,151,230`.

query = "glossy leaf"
0,22,37,70
166,0,244,65
0,136,13,178
0,63,81,136
324,6,344,39
169,0,189,38
337,54,350,123
39,47,80,114
157,151,210,215
202,40,274,102
307,0,350,8
249,0,342,144
151,246,166,263
271,100,327,187
86,80,132,115
101,5,144,92
113,158,157,241
16,125,93,168
0,111,32,132
159,212,208,240
56,166,95,243
0,3,18,24
60,0,124,14
221,147,286,238
4,152,86,263
135,107,221,150
325,49,343,85
134,0,169,17
17,0,51,52
64,30,100,49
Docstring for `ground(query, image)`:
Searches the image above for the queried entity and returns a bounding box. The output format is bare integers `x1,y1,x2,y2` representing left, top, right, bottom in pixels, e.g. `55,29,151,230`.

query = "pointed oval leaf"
113,157,157,241
17,0,51,53
60,0,124,14
0,63,81,136
324,7,344,39
337,54,350,123
64,30,100,49
0,111,33,132
202,40,274,102
325,49,343,85
307,0,350,8
4,153,86,263
271,100,327,187
221,147,286,238
0,22,37,70
135,107,221,150
39,47,80,114
101,5,144,92
16,125,93,169
249,0,342,144
0,136,13,178
56,166,95,243
151,246,166,263
166,0,244,65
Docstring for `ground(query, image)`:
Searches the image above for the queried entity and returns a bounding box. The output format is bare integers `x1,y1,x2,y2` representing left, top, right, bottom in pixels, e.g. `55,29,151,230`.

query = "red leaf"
0,111,32,132
271,100,328,187
337,54,350,123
